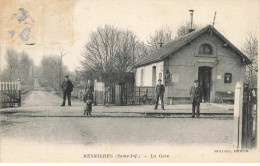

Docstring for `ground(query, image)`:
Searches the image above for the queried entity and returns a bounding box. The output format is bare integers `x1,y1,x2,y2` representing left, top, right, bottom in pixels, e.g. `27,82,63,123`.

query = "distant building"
33,78,41,90
135,25,251,103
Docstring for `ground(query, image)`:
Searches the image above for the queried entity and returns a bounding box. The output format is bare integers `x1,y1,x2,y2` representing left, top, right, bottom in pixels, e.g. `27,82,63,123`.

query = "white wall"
136,61,164,86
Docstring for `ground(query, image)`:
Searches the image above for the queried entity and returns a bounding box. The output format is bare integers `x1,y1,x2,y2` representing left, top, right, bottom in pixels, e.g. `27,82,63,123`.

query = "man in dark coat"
61,75,73,106
154,79,165,110
190,80,203,118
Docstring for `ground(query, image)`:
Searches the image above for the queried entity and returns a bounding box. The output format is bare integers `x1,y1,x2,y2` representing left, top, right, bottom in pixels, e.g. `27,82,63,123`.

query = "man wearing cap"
190,80,203,118
154,79,165,110
61,75,74,106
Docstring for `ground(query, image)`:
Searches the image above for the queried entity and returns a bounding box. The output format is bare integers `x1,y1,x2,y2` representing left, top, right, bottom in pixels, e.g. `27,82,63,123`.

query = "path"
0,91,234,146
0,90,235,162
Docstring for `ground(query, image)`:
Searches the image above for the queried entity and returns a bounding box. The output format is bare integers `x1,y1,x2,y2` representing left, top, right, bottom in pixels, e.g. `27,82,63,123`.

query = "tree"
242,33,258,88
1,48,34,84
41,56,68,90
176,21,201,37
5,48,19,81
147,23,201,52
18,51,34,84
135,42,150,62
81,25,148,83
147,26,173,51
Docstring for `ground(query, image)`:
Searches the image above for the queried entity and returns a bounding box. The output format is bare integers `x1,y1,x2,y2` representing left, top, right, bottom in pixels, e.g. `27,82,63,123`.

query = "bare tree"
81,25,147,83
147,23,201,52
242,33,258,88
147,26,173,51
18,51,34,84
41,56,68,90
1,48,33,84
135,41,150,62
59,49,69,89
176,21,201,37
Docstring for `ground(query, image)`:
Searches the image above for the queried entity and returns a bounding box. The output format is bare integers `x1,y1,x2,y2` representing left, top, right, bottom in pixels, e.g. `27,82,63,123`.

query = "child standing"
83,93,92,116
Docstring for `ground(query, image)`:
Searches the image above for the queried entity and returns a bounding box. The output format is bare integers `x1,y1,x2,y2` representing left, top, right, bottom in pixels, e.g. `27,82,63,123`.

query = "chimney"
189,9,195,33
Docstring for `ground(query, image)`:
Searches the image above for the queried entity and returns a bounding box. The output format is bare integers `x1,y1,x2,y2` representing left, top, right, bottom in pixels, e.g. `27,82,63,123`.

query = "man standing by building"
61,75,73,106
154,79,165,110
190,80,203,118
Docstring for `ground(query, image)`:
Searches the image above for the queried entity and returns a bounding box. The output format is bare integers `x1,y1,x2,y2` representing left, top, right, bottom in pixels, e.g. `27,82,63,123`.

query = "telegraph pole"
59,49,68,90
212,11,217,27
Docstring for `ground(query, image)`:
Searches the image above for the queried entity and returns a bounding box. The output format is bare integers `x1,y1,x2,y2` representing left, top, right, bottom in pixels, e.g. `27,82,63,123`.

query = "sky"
0,0,259,72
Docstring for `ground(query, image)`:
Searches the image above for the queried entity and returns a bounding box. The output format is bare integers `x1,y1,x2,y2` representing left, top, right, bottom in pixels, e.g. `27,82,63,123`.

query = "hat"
194,80,198,83
158,79,162,81
65,75,69,78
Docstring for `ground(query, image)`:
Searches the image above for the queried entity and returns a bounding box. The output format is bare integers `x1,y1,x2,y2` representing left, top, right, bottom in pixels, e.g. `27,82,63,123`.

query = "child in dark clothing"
83,93,92,116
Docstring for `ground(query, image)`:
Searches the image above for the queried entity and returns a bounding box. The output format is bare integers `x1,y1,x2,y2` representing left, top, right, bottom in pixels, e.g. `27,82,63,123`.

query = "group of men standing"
60,75,203,118
154,79,203,118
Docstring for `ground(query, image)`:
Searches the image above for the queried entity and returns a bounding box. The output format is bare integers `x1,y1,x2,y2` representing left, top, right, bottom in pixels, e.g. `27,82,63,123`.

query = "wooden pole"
125,86,127,106
212,11,217,27
233,82,243,149
242,84,250,149
94,79,97,105
18,78,21,107
139,87,140,105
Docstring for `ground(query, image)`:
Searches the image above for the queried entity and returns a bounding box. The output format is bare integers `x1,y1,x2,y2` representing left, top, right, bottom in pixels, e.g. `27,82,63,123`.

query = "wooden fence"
121,86,156,105
0,80,21,108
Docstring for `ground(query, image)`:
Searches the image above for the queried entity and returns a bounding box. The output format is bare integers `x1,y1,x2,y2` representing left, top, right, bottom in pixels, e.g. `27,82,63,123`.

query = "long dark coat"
190,86,203,102
62,80,73,92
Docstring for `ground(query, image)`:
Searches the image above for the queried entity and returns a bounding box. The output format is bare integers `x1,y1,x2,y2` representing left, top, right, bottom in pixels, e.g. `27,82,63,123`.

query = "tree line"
79,22,258,88
78,22,198,84
1,48,34,85
0,48,70,91
1,22,257,89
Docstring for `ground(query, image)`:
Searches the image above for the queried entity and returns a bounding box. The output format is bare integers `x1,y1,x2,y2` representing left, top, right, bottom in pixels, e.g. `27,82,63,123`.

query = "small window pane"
159,73,162,80
204,45,212,54
199,44,213,55
224,73,232,83
199,46,204,54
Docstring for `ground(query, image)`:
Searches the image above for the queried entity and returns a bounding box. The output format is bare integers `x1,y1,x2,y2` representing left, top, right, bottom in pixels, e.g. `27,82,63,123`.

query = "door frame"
198,66,212,102
194,61,217,102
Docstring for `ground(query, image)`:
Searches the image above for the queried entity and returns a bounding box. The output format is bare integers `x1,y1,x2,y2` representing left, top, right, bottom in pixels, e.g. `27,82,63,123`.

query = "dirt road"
0,91,233,145
0,91,236,162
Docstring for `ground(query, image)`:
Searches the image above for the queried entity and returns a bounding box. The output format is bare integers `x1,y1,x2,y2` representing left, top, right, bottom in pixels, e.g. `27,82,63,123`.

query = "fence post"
93,79,97,105
125,86,127,106
0,81,2,108
233,82,243,149
242,83,250,149
102,82,105,105
139,87,140,104
18,78,21,107
254,89,258,149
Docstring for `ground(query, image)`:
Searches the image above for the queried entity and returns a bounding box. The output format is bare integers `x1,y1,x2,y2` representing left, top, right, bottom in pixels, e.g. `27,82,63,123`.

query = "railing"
0,79,22,108
119,86,155,105
104,84,115,104
0,81,19,91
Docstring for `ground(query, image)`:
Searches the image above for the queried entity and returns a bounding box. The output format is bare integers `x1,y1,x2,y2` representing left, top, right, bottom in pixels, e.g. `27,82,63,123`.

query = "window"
152,66,156,86
224,73,232,83
165,69,170,79
159,72,162,80
199,44,213,55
